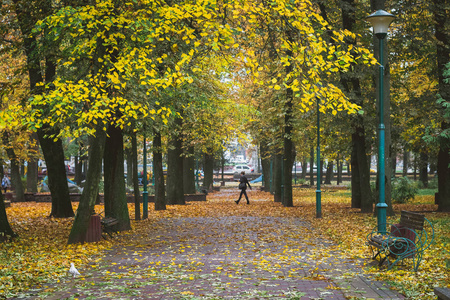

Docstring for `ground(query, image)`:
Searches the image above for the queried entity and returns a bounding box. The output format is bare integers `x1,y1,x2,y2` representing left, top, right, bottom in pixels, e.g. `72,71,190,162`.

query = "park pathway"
18,189,405,299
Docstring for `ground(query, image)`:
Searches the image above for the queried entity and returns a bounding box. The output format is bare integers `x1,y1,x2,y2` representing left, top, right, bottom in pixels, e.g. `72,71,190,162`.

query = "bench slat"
400,211,424,231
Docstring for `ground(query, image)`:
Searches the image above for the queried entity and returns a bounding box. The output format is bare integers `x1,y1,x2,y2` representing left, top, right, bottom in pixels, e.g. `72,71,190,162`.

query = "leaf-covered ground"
0,187,448,299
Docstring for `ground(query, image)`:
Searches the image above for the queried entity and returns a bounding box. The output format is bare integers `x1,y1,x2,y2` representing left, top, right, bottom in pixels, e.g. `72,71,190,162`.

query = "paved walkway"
16,192,405,299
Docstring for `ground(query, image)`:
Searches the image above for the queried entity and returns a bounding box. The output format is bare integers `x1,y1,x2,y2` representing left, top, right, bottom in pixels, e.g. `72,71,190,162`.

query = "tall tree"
167,116,185,205
153,128,166,211
131,132,141,220
10,0,74,217
68,127,106,244
104,123,131,230
433,0,450,212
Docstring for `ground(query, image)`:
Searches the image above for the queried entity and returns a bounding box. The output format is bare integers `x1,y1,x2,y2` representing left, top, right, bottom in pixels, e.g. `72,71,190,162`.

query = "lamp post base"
376,202,388,233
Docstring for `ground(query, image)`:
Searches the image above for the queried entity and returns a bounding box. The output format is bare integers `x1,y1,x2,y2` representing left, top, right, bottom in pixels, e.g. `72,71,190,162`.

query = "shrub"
391,176,418,203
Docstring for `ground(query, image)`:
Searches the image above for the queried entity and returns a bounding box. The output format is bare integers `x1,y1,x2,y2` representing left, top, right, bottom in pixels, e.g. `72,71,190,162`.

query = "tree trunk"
131,133,141,220
125,146,133,187
337,159,342,185
391,151,397,178
260,143,271,191
103,124,131,231
68,129,106,244
309,147,314,186
3,145,25,202
203,152,214,192
434,0,450,212
153,130,166,210
75,145,84,185
351,139,361,208
38,129,74,218
167,117,185,205
0,189,16,241
419,152,429,188
281,26,296,207
319,159,324,184
356,131,373,213
183,146,196,194
273,153,282,202
325,161,333,185
338,0,373,213
26,133,39,193
402,149,409,177
301,160,307,180
12,1,73,217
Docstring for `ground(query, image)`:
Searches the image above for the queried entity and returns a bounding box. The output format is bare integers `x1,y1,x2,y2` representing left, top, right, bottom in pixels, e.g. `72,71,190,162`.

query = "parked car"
232,164,254,174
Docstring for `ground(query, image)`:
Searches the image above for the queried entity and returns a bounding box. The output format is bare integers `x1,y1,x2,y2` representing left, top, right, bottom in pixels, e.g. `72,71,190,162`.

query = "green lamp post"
366,9,395,233
142,137,148,219
316,96,321,218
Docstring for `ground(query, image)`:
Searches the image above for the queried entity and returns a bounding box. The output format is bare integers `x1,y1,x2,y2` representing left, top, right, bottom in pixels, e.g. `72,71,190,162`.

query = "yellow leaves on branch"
28,0,240,136
234,0,376,116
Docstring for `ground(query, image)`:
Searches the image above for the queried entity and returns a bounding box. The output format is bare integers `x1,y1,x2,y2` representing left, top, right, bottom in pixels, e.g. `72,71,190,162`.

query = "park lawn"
0,189,449,299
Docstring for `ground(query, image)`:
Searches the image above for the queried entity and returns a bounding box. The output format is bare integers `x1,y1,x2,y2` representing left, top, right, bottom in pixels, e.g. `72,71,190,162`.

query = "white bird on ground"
69,263,81,277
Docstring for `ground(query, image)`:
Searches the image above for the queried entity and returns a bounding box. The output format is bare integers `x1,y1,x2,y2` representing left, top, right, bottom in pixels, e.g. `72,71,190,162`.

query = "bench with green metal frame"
367,210,434,271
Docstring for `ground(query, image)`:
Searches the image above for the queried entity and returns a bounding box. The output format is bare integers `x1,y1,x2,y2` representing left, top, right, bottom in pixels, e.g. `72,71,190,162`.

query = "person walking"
235,171,251,205
2,174,10,194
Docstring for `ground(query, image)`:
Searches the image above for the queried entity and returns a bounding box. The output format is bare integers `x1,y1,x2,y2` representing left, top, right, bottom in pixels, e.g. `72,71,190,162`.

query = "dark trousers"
238,189,249,202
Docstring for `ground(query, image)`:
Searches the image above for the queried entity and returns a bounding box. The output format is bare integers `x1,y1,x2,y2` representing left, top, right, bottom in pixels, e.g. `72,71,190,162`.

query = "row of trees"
1,0,449,244
243,0,450,212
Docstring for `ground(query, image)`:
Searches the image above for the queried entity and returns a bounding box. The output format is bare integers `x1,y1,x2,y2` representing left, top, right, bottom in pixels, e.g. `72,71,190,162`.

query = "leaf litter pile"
1,188,448,299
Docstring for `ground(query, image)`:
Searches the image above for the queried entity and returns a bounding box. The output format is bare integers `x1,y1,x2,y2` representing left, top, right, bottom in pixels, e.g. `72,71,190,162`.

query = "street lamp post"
316,97,321,218
142,137,148,219
366,10,395,233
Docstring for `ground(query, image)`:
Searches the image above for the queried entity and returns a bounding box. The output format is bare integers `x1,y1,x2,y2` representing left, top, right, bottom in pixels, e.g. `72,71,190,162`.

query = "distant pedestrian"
235,171,251,205
2,175,10,193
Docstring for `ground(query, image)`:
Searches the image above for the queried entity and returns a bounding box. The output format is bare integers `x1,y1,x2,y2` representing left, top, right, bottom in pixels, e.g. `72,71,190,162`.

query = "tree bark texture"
273,153,282,202
68,129,106,244
419,152,429,188
2,141,25,202
337,160,342,185
203,152,214,192
26,133,39,193
153,130,166,210
167,117,185,205
309,146,314,186
339,0,373,213
183,146,196,195
75,150,84,185
103,124,130,231
260,143,271,191
402,150,409,177
282,28,295,207
125,146,133,187
0,190,16,240
37,128,74,217
131,133,141,220
325,161,333,185
301,160,307,180
434,0,450,211
351,140,362,208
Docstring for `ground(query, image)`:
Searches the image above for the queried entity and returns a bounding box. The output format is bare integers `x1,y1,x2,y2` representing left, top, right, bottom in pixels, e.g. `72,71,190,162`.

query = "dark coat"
239,175,251,190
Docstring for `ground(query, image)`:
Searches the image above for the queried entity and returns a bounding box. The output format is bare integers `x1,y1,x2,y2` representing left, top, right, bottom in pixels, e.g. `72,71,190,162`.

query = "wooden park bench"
100,215,119,239
367,210,434,271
